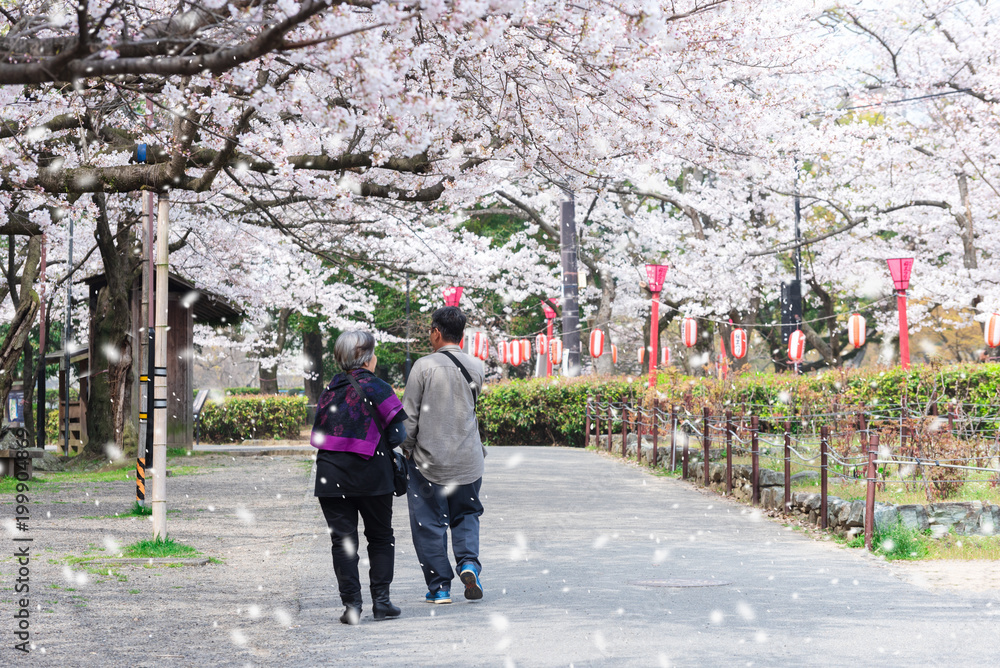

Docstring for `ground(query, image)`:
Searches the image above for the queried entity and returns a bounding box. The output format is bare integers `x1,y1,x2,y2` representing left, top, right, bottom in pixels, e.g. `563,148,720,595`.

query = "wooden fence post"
622,403,628,458
607,400,613,452
726,410,733,495
784,419,792,513
751,416,760,506
820,425,829,530
651,397,659,468
865,431,879,551
703,407,711,488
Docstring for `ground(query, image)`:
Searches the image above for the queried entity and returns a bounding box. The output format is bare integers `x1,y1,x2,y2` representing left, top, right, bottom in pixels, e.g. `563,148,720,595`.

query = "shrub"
199,395,307,443
480,376,644,445
475,362,1000,447
872,521,929,561
225,387,261,396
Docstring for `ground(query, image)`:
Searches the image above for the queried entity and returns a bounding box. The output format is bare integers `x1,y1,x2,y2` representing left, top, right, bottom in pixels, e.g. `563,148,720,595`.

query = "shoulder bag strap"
439,350,479,408
344,373,388,444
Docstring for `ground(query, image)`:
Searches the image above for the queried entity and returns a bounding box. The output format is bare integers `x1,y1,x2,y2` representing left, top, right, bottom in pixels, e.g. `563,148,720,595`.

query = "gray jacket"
401,344,486,485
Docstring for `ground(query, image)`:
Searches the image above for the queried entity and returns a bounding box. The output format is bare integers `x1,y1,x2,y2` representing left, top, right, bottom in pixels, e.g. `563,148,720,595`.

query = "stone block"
873,504,899,532
757,468,784,488
710,463,726,483
732,464,752,481
896,504,929,532
804,493,822,511
846,500,865,528
761,487,782,510
929,502,981,535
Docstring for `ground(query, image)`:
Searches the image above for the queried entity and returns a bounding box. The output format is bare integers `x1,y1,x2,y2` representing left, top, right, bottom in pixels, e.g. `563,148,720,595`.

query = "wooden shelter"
83,272,241,448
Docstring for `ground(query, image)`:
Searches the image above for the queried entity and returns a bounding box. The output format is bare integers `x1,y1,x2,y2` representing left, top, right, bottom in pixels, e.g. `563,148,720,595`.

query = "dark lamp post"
886,258,914,369
645,264,668,389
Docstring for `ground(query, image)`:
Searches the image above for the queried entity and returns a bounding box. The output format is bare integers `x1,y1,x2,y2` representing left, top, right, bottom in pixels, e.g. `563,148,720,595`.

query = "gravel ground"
2,447,999,667
0,453,317,666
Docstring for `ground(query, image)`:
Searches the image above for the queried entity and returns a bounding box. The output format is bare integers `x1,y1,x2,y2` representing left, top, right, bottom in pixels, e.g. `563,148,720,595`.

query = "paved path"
8,447,998,667
280,447,1000,667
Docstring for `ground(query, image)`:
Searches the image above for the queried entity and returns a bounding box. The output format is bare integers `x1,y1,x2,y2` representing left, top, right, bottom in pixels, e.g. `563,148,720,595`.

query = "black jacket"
314,371,408,497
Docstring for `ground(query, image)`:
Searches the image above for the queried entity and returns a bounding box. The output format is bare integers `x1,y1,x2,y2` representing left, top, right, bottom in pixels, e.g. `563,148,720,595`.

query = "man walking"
401,306,486,604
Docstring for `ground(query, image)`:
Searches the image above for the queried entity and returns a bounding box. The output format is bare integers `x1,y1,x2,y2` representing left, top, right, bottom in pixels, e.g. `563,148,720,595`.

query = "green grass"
35,469,134,484
0,476,46,494
923,533,1000,559
122,536,199,559
128,589,140,595
129,501,152,516
871,522,930,561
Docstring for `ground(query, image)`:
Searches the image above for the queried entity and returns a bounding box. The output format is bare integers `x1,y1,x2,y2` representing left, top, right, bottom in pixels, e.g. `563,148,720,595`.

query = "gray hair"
333,330,376,371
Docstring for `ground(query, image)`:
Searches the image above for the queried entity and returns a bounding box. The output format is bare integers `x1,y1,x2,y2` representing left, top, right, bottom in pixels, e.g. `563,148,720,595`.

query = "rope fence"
583,394,1000,551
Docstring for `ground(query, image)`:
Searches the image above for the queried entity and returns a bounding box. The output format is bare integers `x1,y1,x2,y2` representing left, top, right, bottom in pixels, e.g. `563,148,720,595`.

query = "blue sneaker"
425,589,452,604
459,563,483,600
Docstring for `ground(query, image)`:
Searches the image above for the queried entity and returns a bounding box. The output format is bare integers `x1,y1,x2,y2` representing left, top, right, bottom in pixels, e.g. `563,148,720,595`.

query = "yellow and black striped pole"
136,186,156,505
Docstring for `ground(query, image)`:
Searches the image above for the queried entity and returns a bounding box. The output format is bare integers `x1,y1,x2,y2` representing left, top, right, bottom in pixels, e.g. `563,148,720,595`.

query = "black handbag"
345,373,408,497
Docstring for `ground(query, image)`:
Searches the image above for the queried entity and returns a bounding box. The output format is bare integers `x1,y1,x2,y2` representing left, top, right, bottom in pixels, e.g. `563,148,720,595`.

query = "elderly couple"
310,306,486,625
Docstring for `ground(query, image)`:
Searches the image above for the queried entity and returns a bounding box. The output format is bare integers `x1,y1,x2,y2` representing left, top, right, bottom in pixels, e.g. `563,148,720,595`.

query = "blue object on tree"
137,143,147,163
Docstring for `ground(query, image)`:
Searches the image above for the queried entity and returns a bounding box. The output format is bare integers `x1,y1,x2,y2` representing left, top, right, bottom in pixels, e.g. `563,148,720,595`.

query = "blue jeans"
406,459,483,593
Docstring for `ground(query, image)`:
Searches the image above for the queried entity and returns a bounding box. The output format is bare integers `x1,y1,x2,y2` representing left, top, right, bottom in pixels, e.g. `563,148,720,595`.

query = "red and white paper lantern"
510,340,522,366
682,317,698,348
661,347,670,366
549,338,563,364
536,333,548,356
498,340,508,364
589,329,605,358
638,348,645,365
788,329,806,363
482,339,490,361
985,313,1000,348
848,313,866,349
611,344,618,365
472,332,487,360
730,328,748,359
520,339,531,361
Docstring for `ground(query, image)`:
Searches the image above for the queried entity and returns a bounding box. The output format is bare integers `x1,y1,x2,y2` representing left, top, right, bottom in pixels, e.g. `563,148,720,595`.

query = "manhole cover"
630,579,731,588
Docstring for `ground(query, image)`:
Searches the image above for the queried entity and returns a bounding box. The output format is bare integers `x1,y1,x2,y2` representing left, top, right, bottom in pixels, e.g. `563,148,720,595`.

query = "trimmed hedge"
479,363,1000,446
199,395,307,443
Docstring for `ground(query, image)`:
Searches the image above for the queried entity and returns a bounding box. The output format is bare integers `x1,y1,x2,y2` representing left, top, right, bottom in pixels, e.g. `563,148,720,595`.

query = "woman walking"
311,330,407,625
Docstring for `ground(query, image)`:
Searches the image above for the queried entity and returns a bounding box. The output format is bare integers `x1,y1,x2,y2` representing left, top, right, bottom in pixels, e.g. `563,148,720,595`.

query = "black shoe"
339,596,362,626
340,605,361,625
371,585,401,621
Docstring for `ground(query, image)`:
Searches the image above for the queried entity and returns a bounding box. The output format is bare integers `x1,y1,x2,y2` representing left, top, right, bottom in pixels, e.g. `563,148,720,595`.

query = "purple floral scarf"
310,369,404,459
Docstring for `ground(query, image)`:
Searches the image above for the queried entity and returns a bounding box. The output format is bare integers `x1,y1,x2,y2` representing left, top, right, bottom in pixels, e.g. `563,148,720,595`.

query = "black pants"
318,494,394,606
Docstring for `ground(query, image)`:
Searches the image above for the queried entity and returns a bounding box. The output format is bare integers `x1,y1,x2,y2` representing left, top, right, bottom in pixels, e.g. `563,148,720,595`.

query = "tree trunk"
258,307,291,394
303,328,324,406
259,366,279,394
86,282,134,457
0,236,41,416
84,192,136,459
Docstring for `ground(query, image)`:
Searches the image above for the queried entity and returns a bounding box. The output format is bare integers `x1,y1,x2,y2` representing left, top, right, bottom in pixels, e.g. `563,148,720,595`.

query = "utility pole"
151,193,169,538
560,190,581,377
780,165,804,370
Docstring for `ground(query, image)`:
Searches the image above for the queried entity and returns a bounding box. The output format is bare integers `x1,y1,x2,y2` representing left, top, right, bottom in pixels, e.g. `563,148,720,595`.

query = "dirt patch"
887,560,1000,592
